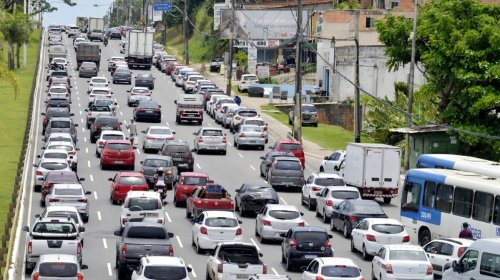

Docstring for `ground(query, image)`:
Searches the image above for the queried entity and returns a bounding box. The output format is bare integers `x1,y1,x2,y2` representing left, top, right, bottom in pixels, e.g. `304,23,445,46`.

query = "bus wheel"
419,228,431,246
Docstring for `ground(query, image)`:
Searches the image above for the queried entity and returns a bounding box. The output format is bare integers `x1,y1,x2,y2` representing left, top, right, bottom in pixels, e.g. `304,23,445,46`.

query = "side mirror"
141,130,146,133
81,265,89,269
315,193,321,197
74,124,78,127
452,260,460,272
36,155,41,158
33,164,38,168
208,180,214,183
279,233,286,238
108,178,114,181
187,266,192,272
268,146,272,149
300,212,304,216
79,178,85,181
168,232,174,238
328,234,333,239
85,191,92,195
192,132,197,136
22,225,29,232
238,220,242,224
126,90,130,92
140,161,143,164
84,109,88,112
174,100,177,104
70,113,75,116
34,214,40,218
162,201,168,206
259,252,263,257
235,189,240,193
75,148,80,151
259,156,265,160
324,156,329,160
172,131,176,134
113,230,121,236
79,227,85,232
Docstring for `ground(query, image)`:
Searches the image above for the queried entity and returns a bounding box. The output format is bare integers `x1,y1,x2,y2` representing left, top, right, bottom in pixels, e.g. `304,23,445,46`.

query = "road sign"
153,2,172,11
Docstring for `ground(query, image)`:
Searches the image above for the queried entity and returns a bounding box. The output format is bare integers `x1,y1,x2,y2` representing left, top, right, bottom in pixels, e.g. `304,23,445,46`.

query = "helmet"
158,167,164,172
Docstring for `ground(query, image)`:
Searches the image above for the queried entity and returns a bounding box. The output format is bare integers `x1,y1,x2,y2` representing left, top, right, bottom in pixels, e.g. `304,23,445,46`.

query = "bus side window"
453,187,474,218
423,182,437,209
435,184,453,213
472,191,493,223
492,196,500,226
401,181,421,212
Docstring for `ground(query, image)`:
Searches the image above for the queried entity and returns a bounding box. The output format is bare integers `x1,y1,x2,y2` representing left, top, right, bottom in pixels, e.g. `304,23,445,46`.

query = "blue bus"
416,154,500,178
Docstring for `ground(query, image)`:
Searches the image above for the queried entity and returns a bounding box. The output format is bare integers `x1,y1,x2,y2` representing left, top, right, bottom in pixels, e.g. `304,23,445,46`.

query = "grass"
261,104,369,151
0,29,41,250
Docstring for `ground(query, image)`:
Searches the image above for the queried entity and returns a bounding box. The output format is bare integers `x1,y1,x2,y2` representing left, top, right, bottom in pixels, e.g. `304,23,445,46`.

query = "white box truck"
126,30,154,69
88,17,104,41
340,143,401,204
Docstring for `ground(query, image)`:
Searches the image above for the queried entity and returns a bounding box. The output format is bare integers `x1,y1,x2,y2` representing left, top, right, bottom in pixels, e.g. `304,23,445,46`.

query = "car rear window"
102,134,124,140
51,121,70,128
92,90,110,95
33,222,76,233
91,106,111,112
315,178,345,186
144,159,170,167
352,204,385,215
40,162,68,170
127,197,160,210
331,191,359,200
127,226,166,239
96,118,118,126
166,145,189,153
107,143,130,150
46,173,78,182
47,110,70,118
92,78,107,83
372,224,404,234
50,88,67,93
202,130,223,136
268,210,300,220
276,160,301,170
184,177,207,185
389,250,427,261
46,211,79,223
94,100,113,107
205,217,238,227
54,188,83,196
245,120,265,126
47,145,72,151
44,152,67,159
118,176,146,185
48,99,69,106
242,126,262,133
239,111,258,117
143,267,186,280
219,246,260,264
295,231,328,242
280,143,301,150
321,266,360,277
132,88,150,94
39,263,78,277
150,128,172,135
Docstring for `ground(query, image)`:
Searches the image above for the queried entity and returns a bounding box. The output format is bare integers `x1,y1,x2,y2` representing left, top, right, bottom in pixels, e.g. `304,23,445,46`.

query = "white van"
443,238,500,280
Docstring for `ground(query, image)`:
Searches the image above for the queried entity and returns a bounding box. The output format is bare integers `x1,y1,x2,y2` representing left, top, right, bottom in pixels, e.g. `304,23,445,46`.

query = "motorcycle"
103,39,108,47
154,175,167,200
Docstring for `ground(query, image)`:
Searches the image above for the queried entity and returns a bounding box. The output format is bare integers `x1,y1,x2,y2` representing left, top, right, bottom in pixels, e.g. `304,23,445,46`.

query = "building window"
391,1,399,9
365,17,375,28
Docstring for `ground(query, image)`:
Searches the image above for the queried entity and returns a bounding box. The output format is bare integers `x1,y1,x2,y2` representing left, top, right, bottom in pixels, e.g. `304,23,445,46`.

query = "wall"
275,103,355,130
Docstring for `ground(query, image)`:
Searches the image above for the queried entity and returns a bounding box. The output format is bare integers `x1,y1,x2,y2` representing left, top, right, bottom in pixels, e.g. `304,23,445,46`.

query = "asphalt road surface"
15,32,402,280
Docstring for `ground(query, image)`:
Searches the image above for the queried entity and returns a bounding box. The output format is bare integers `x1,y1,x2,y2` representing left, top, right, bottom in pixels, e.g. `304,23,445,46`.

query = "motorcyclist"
154,167,167,199
103,36,109,47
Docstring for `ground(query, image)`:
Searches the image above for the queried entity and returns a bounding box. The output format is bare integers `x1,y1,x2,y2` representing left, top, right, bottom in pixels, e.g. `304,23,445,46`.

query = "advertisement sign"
257,66,269,79
152,11,162,22
233,39,281,48
247,46,257,74
213,3,230,30
220,9,308,40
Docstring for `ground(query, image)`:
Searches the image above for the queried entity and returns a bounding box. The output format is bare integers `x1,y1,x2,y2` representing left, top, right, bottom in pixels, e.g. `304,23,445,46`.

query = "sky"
42,0,109,27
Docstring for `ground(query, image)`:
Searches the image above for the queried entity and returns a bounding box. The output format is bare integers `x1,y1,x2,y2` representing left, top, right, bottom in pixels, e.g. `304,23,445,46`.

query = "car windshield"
107,143,130,150
166,145,188,153
92,78,107,83
202,130,223,136
205,217,238,227
243,76,257,81
44,152,67,159
150,128,172,135
52,71,67,76
46,211,79,223
51,121,70,128
39,263,78,277
92,90,110,95
127,197,159,210
143,267,186,280
321,266,360,277
137,74,152,79
118,176,145,185
54,188,83,196
276,160,301,170
127,226,166,239
132,88,149,94
302,106,317,112
82,63,95,67
219,246,260,264
269,210,300,220
94,100,113,106
352,204,385,215
116,69,129,74
295,232,327,242
315,178,345,186
90,106,110,112
280,143,301,150
372,224,405,234
144,159,170,167
49,88,67,93
331,191,359,200
184,177,207,185
40,162,68,170
33,222,76,233
389,250,427,261
47,145,72,151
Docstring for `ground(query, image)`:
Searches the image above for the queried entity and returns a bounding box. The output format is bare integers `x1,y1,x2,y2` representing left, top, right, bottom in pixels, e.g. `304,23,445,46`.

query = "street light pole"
225,0,235,96
293,0,303,143
405,0,418,169
184,0,189,65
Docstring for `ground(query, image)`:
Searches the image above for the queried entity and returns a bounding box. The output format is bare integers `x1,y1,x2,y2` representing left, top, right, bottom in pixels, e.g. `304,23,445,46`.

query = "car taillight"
217,263,223,273
77,272,83,280
289,240,297,248
121,244,127,259
348,215,358,222
36,170,43,176
262,219,271,226
263,264,267,274
239,133,245,137
154,108,161,113
402,235,410,242
27,241,32,254
68,151,76,155
157,219,163,224
315,276,324,280
236,228,242,235
326,200,333,206
147,136,156,140
169,246,174,256
385,263,393,274
426,264,433,275
49,198,60,202
122,218,128,225
198,137,203,143
77,242,82,256
312,186,322,192
137,108,145,112
78,198,88,203
366,234,376,241
458,247,466,258
222,136,227,143
260,134,266,138
324,239,331,249
32,272,39,280
298,221,305,227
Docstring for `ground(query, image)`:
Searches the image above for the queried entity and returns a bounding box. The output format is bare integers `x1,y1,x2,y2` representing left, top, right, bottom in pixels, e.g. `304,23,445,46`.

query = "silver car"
255,204,305,242
193,127,227,155
41,205,86,243
30,254,88,279
45,132,75,146
222,106,243,128
45,183,91,222
127,87,153,107
315,186,361,223
266,156,305,190
44,117,78,143
233,125,266,150
119,191,166,230
142,126,176,152
44,141,79,172
241,117,268,143
33,158,71,190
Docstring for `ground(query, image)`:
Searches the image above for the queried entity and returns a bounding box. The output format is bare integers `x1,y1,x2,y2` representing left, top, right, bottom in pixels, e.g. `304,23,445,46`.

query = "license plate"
115,160,124,164
158,189,163,193
249,140,256,143
304,255,317,259
236,275,248,279
145,110,153,113
145,213,158,217
375,191,383,194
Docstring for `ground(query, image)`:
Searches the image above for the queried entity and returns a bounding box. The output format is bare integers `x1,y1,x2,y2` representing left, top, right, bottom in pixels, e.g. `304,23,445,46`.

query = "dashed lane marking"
176,236,183,248
90,174,94,182
97,211,102,221
87,160,91,168
249,165,256,171
196,163,201,169
280,197,288,205
93,191,98,200
107,263,112,276
165,212,172,223
238,153,244,158
249,238,261,251
85,148,88,154
102,238,107,249
271,268,279,276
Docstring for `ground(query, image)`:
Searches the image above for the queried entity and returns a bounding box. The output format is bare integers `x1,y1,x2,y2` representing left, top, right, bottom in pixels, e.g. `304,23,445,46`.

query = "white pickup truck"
206,242,267,280
23,217,84,274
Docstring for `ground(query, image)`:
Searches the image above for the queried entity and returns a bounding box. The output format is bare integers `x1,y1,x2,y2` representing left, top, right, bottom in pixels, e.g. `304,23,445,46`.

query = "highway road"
15,32,402,280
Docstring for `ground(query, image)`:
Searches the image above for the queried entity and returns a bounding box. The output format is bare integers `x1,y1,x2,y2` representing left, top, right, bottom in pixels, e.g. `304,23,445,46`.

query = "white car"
302,257,363,280
142,126,176,152
255,204,304,243
209,97,234,118
191,211,242,253
47,85,70,100
238,74,259,92
88,87,113,105
120,191,166,230
50,57,68,69
37,149,70,166
301,173,346,210
33,158,71,189
371,244,433,280
86,76,109,93
222,106,244,128
132,256,192,280
423,238,473,276
351,218,410,260
44,141,79,171
45,132,75,145
206,94,230,116
183,74,205,92
315,186,361,223
320,150,346,173
95,130,126,157
241,117,268,143
214,103,239,124
107,56,125,71
45,183,91,222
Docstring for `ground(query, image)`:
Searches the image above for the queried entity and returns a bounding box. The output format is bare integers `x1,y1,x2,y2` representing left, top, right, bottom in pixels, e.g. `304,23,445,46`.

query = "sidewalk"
204,70,333,160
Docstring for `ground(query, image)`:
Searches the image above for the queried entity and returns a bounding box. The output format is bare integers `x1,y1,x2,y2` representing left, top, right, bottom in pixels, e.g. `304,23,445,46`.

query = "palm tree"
0,65,20,98
0,11,32,70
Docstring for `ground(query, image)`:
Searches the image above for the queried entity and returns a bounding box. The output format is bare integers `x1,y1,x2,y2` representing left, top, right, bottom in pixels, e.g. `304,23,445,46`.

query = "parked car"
266,156,305,190
193,127,227,155
302,257,363,280
238,74,259,92
134,73,155,89
301,172,346,210
131,256,192,280
315,186,361,223
100,140,135,171
45,183,92,222
141,126,175,153
119,191,166,230
281,227,333,271
234,183,278,216
330,199,388,238
112,67,132,84
126,86,153,107
192,211,242,253
270,139,305,167
108,172,149,204
289,104,319,127
371,244,433,280
320,150,346,173
234,125,266,150
209,56,224,72
78,61,98,78
423,238,473,276
133,101,162,123
256,204,305,243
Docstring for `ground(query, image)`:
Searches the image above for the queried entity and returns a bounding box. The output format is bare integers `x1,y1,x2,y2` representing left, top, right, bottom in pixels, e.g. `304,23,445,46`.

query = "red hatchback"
173,172,210,207
270,139,305,166
100,140,136,170
109,172,149,204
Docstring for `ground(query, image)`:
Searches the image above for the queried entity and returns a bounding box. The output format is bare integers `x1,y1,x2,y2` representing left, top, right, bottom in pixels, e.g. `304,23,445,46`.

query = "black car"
281,227,333,271
329,199,387,238
140,155,175,187
234,183,278,216
259,151,295,177
41,107,73,134
134,73,155,90
45,97,71,111
112,67,132,84
133,101,162,122
89,115,121,143
159,140,193,171
109,31,122,39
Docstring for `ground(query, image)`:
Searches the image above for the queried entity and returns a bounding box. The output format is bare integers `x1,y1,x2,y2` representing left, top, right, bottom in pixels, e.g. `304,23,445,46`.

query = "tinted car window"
54,188,83,196
294,232,327,242
44,153,67,159
90,106,111,112
46,211,79,223
150,128,172,134
239,111,258,117
205,218,238,227
351,204,385,215
40,162,68,170
331,191,359,200
51,121,70,128
372,224,404,234
321,266,360,277
92,90,110,95
107,143,130,150
49,88,68,93
389,250,427,261
144,159,170,167
202,130,223,136
96,118,118,126
143,267,186,280
269,210,300,220
315,178,345,186
127,197,159,210
166,145,189,153
245,186,273,193
245,120,265,126
137,74,153,79
47,109,70,118
184,177,207,185
47,99,69,107
92,78,107,83
33,222,76,233
39,263,77,277
302,105,317,112
219,247,260,264
281,143,301,150
47,145,72,151
132,88,150,94
118,176,146,185
276,160,301,170
102,134,124,140
127,226,166,239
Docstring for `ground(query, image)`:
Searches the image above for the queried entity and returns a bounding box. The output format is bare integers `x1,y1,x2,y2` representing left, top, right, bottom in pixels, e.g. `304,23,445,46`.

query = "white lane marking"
79,110,82,115
176,236,183,248
84,137,87,143
97,211,102,221
196,163,201,169
238,153,244,158
107,263,112,276
77,96,80,101
136,148,141,155
90,174,94,182
102,238,107,249
165,212,172,223
271,268,279,276
249,238,261,251
208,123,212,126
188,264,197,278
93,191,98,200
123,120,128,125
80,118,84,123
263,180,268,183
280,197,288,205
165,121,169,126
78,103,81,108
85,147,88,154
87,160,91,168
305,221,309,226
81,127,85,133
120,111,123,116
249,165,256,171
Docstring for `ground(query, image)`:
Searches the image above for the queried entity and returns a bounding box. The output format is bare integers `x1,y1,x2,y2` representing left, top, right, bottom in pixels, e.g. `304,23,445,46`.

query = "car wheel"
350,237,356,252
234,200,239,211
233,141,237,147
362,244,370,260
330,218,337,231
313,123,318,127
239,204,245,217
196,239,203,254
259,167,264,177
206,269,212,280
300,193,305,206
95,150,100,158
371,265,376,280
307,197,315,211
285,255,293,271
186,207,192,218
315,206,321,217
281,251,286,263
343,223,350,238
320,166,324,172
254,222,259,236
259,229,266,244
86,123,90,129
323,210,329,223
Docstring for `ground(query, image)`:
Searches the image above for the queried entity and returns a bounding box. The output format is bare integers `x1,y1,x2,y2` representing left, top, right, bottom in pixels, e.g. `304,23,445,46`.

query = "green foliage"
235,50,247,69
29,0,76,15
335,0,361,9
375,0,500,158
0,11,32,70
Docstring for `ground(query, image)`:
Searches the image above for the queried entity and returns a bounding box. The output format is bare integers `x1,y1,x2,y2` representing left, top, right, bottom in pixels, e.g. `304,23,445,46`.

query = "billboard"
214,3,231,30
220,9,309,40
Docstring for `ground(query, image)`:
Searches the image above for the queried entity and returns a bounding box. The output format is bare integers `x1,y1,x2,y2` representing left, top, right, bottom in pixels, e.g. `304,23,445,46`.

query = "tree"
375,0,500,158
29,0,76,16
0,66,20,98
0,12,32,70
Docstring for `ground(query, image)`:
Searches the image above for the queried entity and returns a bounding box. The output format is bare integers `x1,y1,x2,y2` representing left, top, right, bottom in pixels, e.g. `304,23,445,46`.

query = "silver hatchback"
45,184,92,222
233,125,266,150
193,127,227,155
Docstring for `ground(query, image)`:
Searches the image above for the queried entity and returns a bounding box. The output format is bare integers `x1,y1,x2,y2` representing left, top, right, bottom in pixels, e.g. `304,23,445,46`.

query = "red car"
270,139,305,167
173,172,210,207
166,62,183,75
100,140,136,170
41,171,84,204
108,172,149,204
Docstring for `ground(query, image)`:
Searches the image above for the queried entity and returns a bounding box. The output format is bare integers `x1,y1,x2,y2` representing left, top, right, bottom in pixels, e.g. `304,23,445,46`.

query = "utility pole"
184,0,189,65
292,0,303,143
23,0,27,67
142,0,146,31
145,0,149,31
354,10,361,143
405,0,418,169
225,0,235,96
125,0,131,26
